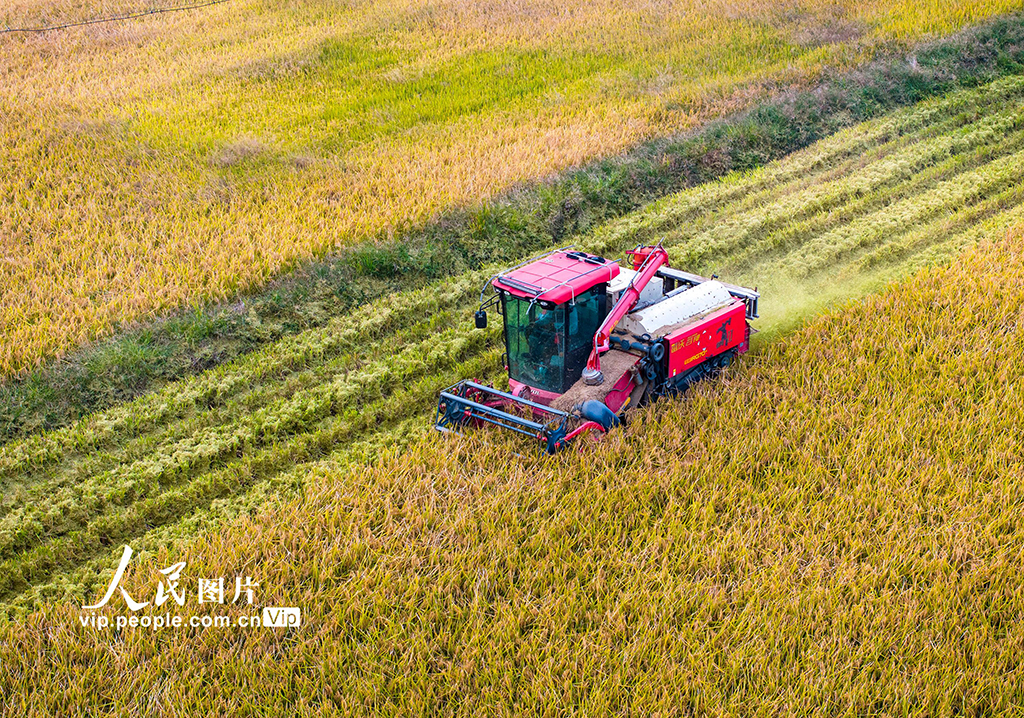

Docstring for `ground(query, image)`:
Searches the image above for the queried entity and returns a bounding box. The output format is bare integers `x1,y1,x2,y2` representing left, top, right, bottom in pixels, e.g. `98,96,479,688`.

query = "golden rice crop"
3,73,1024,619
2,0,1022,376
3,223,1023,715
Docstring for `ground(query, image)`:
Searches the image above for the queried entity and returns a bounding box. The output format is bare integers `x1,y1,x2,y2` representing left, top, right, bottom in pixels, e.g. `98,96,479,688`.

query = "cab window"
502,295,565,394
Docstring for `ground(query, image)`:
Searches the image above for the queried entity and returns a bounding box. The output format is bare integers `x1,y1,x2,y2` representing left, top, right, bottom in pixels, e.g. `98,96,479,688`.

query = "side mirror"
474,310,487,329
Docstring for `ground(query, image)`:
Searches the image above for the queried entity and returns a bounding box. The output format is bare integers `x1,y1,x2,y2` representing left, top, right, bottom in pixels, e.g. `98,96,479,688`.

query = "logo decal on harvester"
684,348,707,365
716,318,732,348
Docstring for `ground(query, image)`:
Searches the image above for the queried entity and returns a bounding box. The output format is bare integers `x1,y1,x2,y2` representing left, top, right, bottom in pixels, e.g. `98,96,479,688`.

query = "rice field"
2,0,1023,376
2,74,1023,626
4,211,1023,714
580,72,1024,335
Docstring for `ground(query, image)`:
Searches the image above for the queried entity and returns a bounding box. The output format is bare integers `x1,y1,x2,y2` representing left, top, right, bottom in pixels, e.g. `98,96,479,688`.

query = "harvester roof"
492,250,620,304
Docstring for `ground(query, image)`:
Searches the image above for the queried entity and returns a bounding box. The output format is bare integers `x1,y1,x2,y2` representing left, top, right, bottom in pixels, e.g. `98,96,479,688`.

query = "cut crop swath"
5,74,1024,616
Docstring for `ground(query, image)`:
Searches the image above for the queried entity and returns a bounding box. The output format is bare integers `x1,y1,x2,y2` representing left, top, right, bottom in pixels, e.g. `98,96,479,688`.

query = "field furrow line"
714,124,1024,273
665,112,1024,270
0,307,463,495
0,277,486,480
585,75,1024,259
785,148,1024,277
855,184,1024,271
0,328,497,562
690,96,1024,237
0,346,502,606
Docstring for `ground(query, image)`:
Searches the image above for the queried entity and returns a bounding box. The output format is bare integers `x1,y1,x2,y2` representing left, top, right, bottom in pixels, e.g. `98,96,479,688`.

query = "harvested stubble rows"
579,73,1024,330
0,275,502,616
4,223,1024,716
2,75,1024,619
2,0,1023,375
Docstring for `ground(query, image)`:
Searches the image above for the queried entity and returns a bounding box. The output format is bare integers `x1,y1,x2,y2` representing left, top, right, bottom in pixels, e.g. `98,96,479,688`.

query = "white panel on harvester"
622,280,732,336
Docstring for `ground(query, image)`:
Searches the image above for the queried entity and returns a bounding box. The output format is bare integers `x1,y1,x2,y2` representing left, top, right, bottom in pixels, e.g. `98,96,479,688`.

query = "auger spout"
581,245,669,386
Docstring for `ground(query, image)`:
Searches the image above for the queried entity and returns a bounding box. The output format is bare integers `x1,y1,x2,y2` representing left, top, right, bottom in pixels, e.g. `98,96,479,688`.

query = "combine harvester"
436,245,759,453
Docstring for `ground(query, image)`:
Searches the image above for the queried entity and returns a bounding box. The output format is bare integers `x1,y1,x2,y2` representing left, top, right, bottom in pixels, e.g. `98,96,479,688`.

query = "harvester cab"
495,251,615,397
436,245,759,453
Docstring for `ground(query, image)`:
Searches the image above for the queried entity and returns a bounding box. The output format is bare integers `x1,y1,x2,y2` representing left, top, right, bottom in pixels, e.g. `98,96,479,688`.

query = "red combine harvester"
435,245,759,453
